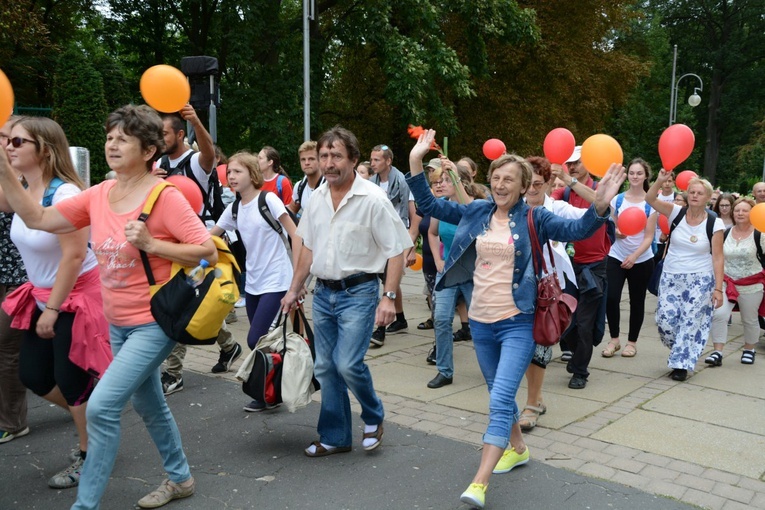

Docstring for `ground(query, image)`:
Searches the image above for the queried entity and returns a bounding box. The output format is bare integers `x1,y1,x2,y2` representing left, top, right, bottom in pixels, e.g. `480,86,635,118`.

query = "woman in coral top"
0,105,216,510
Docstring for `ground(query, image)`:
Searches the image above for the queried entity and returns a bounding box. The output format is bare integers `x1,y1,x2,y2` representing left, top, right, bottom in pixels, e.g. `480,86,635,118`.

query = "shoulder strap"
756,230,764,265
42,177,66,207
563,186,571,203
138,182,175,285
258,192,284,235
232,195,241,222
615,193,624,215
526,207,555,277
705,212,716,242
276,175,284,195
296,176,308,205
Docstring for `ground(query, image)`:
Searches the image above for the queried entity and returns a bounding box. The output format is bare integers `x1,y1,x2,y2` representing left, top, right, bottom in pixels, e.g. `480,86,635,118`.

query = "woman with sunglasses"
0,105,215,509
0,117,108,490
408,130,624,509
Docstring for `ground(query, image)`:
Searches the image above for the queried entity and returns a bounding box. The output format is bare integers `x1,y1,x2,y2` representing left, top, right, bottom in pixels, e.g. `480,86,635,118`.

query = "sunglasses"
8,137,38,148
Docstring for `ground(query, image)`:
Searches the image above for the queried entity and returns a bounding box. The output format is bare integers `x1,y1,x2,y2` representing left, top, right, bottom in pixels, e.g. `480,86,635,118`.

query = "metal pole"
669,45,677,126
303,0,312,141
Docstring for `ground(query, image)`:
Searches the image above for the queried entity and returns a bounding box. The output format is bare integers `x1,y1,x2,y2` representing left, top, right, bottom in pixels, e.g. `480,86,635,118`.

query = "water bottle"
565,243,575,258
186,259,210,288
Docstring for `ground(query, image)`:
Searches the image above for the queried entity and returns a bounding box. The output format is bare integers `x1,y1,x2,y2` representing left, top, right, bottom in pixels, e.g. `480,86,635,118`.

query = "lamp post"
669,45,704,126
303,0,315,141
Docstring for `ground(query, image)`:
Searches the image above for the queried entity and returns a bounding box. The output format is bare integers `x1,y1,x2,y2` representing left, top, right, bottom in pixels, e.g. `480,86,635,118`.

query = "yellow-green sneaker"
493,446,530,474
460,483,487,509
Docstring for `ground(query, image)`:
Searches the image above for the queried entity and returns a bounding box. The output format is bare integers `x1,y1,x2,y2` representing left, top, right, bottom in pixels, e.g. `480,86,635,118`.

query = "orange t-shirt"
55,181,211,326
470,215,520,323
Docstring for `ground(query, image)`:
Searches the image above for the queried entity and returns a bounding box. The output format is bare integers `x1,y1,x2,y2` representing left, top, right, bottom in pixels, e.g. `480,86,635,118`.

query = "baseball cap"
565,146,581,163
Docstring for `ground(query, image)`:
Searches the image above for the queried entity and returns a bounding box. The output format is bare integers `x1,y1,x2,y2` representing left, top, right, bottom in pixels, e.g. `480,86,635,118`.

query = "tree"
52,45,110,182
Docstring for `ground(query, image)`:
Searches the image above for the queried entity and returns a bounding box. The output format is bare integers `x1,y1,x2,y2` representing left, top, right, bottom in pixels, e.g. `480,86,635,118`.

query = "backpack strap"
563,186,570,203
615,192,624,214
42,177,66,207
137,182,175,285
258,192,284,235
276,175,284,196
756,230,764,266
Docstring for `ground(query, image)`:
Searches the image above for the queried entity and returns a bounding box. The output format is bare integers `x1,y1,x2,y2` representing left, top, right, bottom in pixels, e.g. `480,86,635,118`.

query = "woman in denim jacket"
407,130,625,509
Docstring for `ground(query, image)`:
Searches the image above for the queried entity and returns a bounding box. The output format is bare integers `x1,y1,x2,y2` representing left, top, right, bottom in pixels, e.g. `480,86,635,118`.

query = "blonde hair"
687,177,713,197
15,117,85,190
227,151,264,189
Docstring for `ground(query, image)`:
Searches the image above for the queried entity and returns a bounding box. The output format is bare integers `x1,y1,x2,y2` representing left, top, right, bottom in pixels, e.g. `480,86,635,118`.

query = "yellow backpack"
138,182,240,345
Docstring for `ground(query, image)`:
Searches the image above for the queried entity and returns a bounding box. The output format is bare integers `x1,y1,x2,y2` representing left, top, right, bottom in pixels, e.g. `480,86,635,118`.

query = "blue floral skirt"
656,271,714,371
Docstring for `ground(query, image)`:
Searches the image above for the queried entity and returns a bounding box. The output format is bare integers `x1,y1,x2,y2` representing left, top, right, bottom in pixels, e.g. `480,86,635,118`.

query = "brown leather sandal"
601,339,621,358
303,441,352,457
363,424,384,451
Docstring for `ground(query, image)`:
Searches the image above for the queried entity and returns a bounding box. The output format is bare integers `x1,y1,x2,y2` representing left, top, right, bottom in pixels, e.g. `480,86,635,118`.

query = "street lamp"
669,45,704,126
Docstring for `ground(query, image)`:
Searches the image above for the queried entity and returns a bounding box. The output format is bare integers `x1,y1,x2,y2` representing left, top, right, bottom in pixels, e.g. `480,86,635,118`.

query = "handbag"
527,208,578,346
236,308,319,413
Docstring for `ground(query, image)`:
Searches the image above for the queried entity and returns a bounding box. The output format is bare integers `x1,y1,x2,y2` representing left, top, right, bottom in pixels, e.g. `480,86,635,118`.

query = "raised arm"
181,104,215,174
646,169,675,218
0,150,78,233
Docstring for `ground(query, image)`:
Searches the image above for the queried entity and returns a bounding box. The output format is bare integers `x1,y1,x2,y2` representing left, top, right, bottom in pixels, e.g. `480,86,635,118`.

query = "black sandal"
417,318,434,330
705,351,723,367
741,350,756,365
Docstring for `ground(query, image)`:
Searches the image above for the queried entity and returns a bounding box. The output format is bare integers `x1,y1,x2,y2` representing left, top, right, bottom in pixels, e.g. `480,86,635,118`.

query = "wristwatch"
383,291,397,300
569,177,578,187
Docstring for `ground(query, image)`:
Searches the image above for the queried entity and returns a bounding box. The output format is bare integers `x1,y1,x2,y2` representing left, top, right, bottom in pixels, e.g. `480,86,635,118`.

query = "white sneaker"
234,297,246,308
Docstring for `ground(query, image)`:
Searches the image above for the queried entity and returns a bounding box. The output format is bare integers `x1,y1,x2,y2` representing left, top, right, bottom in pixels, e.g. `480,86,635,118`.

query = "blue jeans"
433,282,473,378
72,323,191,510
470,313,535,450
312,279,384,447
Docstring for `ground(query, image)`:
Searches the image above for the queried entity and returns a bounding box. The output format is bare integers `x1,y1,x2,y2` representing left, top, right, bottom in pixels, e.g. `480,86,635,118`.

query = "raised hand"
593,163,626,214
410,129,437,164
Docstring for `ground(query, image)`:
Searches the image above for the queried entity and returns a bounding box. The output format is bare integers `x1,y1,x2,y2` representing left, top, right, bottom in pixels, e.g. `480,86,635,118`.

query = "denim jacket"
407,172,609,314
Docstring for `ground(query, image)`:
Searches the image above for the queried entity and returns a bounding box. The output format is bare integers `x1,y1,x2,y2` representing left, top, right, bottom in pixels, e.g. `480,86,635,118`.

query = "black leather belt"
317,273,379,291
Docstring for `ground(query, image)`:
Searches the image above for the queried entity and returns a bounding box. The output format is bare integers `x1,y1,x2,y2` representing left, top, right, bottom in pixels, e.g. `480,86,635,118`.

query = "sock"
362,424,380,448
305,442,335,455
79,450,87,460
396,312,405,322
461,322,469,331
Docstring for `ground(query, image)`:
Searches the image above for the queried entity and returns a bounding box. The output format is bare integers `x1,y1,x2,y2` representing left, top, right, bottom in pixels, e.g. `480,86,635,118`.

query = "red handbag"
527,208,578,346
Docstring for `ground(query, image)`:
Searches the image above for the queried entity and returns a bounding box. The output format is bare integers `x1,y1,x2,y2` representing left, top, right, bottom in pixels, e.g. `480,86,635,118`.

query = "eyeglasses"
530,181,545,189
718,204,731,208
8,137,38,148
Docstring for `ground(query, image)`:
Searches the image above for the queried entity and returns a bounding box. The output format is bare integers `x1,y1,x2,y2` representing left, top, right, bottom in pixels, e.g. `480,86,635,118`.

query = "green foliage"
52,46,110,182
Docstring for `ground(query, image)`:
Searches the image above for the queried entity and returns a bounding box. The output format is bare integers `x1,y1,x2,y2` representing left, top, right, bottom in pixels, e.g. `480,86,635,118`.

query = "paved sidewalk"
185,271,765,510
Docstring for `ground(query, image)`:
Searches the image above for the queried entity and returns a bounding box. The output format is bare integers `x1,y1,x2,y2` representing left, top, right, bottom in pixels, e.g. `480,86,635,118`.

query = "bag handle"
137,182,175,286
526,207,556,278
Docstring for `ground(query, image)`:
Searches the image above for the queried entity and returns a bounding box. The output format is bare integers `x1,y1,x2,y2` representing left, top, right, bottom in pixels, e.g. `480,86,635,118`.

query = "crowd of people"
0,104,763,510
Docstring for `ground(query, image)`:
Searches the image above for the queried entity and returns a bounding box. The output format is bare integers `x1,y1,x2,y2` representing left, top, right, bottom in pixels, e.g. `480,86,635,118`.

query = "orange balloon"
140,65,190,113
751,203,765,233
0,69,14,127
410,253,423,271
580,134,623,177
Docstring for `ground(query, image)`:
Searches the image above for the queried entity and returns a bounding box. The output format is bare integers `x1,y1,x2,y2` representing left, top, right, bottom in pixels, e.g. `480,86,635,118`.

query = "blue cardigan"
407,172,608,314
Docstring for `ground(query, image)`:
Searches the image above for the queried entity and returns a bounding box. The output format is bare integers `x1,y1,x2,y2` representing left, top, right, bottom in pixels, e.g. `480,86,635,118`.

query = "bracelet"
714,289,722,293
45,305,60,313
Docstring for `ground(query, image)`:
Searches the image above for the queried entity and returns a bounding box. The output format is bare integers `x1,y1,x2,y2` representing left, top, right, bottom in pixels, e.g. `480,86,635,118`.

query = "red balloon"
617,207,648,236
658,124,695,171
675,170,698,191
216,164,228,187
483,138,506,160
543,128,576,165
658,214,670,235
166,175,203,214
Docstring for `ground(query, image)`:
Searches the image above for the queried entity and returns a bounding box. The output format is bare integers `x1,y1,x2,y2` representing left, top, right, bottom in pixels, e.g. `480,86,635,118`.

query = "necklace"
109,173,150,204
731,226,753,241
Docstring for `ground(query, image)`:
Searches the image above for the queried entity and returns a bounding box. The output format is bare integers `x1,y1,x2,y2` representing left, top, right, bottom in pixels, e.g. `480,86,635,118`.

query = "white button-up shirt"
297,174,413,280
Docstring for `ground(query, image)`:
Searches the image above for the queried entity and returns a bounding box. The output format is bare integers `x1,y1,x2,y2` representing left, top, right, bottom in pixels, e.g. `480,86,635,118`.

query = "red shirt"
261,174,293,205
551,177,611,264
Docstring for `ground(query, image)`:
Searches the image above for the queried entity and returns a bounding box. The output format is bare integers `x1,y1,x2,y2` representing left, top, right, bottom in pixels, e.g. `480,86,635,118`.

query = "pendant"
690,235,698,243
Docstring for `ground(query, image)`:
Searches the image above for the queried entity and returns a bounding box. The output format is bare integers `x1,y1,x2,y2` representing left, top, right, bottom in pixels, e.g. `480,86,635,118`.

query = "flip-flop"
304,441,352,457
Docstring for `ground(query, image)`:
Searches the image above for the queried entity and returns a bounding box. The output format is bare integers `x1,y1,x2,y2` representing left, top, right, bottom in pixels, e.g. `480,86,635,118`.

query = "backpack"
159,153,225,222
295,175,324,209
563,181,616,244
667,207,716,252
229,191,291,270
138,182,241,345
236,309,319,412
43,177,65,207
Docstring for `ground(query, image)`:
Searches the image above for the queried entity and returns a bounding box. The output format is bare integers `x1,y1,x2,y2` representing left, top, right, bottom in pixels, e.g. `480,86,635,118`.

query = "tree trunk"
703,68,724,184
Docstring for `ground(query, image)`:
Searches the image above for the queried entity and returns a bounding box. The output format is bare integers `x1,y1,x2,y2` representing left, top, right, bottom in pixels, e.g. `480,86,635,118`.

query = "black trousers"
606,256,655,342
560,259,608,378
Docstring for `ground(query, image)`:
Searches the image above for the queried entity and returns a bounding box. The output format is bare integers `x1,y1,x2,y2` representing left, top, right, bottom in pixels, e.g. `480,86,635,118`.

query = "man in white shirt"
281,126,412,457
